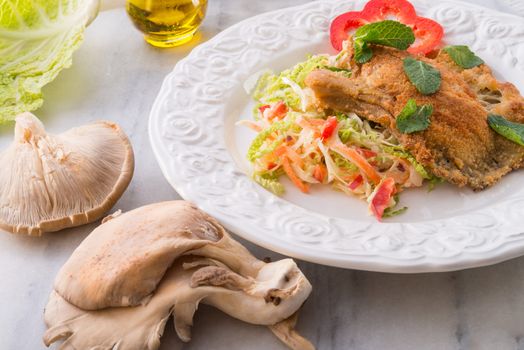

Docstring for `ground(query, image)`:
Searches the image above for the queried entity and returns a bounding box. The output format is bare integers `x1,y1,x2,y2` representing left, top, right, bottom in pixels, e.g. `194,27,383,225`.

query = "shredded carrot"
274,145,304,168
282,156,309,193
296,116,318,131
285,147,304,168
261,150,278,163
307,118,326,127
313,164,327,183
332,144,381,185
274,145,287,157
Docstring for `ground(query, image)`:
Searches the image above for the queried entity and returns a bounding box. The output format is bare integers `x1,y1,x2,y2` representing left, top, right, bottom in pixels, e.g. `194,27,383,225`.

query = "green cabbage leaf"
0,0,99,122
252,54,328,112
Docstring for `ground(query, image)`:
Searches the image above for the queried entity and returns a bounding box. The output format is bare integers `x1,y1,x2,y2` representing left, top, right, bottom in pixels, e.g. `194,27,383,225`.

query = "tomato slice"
329,0,443,55
321,116,338,141
407,17,444,54
330,11,370,51
362,0,416,23
369,177,396,220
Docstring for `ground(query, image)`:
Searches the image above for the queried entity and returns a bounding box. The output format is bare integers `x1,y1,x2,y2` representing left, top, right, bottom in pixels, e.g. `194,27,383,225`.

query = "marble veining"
0,1,523,349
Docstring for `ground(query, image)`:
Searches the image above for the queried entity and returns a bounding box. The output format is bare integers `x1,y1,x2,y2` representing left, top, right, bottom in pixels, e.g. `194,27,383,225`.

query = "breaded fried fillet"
305,46,524,190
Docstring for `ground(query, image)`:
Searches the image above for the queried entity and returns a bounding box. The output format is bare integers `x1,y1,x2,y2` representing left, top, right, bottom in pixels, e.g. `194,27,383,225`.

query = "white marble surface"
1,1,524,349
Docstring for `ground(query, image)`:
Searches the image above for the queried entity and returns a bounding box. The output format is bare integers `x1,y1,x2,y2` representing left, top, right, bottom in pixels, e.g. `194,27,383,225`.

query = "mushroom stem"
269,311,315,350
44,201,314,349
45,256,313,350
14,112,47,142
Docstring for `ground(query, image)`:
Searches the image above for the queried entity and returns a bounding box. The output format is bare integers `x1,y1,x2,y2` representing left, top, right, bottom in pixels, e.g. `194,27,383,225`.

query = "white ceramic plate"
500,0,524,18
149,0,524,272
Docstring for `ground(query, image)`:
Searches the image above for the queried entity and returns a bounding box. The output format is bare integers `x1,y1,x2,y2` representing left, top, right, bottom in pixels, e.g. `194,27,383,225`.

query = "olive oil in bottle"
126,0,208,47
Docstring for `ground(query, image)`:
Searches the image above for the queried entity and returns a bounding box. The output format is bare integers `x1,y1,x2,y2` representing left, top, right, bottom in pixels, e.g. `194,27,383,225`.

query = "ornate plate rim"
149,0,524,273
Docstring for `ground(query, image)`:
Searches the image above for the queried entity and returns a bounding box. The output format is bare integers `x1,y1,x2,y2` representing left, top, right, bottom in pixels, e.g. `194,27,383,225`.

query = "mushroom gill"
44,201,314,350
0,112,134,235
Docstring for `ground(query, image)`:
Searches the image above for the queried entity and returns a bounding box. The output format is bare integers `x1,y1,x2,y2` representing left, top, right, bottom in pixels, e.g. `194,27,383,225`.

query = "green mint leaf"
487,114,524,147
353,20,414,64
443,45,484,69
354,20,415,50
396,99,433,134
403,57,442,95
354,40,373,64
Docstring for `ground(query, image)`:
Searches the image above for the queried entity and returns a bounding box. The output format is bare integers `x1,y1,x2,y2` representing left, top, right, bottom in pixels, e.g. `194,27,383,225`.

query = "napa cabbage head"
0,0,99,123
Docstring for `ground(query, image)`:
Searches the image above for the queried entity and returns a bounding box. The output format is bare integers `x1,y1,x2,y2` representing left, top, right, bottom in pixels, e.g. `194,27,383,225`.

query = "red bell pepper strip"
321,116,339,141
330,0,443,55
268,101,288,120
258,104,270,115
349,175,364,190
267,162,277,170
358,148,377,159
262,101,288,120
369,177,396,220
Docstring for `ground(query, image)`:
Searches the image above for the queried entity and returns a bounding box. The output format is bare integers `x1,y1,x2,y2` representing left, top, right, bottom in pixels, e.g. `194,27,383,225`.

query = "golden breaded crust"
305,46,524,190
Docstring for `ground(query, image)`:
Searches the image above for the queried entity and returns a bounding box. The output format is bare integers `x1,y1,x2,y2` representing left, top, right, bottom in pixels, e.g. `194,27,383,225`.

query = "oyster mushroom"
44,201,314,350
54,201,263,310
0,112,134,235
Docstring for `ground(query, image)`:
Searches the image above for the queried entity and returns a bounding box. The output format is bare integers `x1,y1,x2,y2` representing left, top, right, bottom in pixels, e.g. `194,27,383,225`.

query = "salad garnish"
403,57,442,95
396,99,433,134
240,0,504,220
330,0,443,54
353,20,415,63
488,114,524,147
443,45,484,69
240,52,432,220
368,177,397,219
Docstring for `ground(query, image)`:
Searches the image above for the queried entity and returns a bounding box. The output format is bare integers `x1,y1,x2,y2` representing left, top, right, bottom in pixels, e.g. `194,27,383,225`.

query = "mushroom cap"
54,201,264,310
45,201,314,349
0,112,134,235
45,256,313,350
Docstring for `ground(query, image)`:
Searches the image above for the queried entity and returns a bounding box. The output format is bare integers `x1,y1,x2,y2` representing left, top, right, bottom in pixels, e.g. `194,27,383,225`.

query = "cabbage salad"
239,53,433,220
